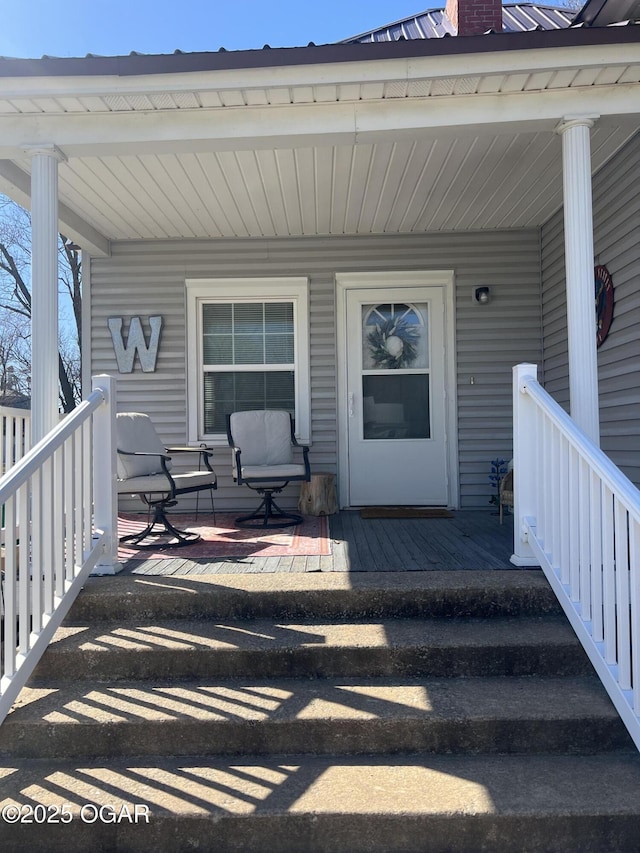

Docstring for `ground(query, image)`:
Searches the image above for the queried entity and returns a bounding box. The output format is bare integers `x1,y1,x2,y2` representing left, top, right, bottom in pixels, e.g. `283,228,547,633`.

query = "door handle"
348,392,355,418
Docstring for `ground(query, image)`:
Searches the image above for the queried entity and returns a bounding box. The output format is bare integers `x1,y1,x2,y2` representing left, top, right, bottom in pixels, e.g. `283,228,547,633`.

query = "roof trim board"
1,39,639,110
0,24,639,80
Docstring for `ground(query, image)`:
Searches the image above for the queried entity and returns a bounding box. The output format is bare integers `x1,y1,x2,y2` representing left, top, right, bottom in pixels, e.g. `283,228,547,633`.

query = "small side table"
298,472,338,516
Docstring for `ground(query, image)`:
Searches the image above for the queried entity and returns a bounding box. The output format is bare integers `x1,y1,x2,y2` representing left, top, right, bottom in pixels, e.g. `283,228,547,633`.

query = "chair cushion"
170,471,218,490
116,413,172,479
230,411,293,466
240,463,307,481
116,472,172,495
116,470,216,496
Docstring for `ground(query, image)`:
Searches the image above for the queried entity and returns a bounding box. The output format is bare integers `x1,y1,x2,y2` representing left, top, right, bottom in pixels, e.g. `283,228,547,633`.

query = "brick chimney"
445,0,503,35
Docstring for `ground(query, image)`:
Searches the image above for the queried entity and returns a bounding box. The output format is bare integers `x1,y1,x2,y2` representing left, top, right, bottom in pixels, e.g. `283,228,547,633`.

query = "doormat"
118,513,331,560
360,507,454,519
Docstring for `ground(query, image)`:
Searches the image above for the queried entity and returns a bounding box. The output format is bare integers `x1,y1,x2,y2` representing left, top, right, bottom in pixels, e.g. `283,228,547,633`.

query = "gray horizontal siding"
541,131,640,487
90,230,542,511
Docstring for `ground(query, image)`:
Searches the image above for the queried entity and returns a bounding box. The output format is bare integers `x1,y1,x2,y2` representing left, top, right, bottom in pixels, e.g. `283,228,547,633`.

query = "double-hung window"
186,278,310,444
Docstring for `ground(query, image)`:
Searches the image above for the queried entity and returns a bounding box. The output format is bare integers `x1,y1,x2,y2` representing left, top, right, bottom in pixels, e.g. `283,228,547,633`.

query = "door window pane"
362,302,429,370
362,374,430,440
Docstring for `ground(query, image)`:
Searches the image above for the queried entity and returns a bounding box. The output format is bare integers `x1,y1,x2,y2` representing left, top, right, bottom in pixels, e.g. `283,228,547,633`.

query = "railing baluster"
558,434,570,584
544,419,552,557
553,430,571,586
602,485,616,666
75,427,83,572
578,458,591,621
614,499,631,690
3,416,10,474
536,407,547,546
42,456,54,616
64,434,75,582
568,445,580,600
18,481,30,656
54,446,65,600
2,496,17,681
31,468,43,634
590,473,604,643
550,423,561,571
541,415,551,554
631,517,640,715
83,419,92,554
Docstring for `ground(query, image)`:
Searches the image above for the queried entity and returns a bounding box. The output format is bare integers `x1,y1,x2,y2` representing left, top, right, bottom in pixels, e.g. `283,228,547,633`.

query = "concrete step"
3,571,636,852
2,752,640,852
69,570,561,622
32,614,593,682
1,675,632,760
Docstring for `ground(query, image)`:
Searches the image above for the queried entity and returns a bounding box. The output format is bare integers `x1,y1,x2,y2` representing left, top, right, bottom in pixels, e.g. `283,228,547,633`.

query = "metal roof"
342,3,574,43
573,0,640,24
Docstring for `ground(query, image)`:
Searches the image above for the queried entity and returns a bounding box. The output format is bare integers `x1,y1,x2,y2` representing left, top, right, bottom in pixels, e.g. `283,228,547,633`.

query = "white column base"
510,554,541,567
90,563,124,576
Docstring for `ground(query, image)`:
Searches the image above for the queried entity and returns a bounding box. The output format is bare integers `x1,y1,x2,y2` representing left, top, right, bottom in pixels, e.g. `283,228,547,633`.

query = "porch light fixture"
473,286,491,305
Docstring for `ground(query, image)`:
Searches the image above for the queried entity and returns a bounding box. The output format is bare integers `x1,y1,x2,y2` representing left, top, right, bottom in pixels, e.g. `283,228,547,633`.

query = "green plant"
488,458,508,508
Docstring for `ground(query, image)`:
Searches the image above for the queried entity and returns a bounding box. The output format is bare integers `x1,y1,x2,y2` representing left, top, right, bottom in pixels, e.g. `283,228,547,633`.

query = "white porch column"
26,145,66,443
556,117,600,445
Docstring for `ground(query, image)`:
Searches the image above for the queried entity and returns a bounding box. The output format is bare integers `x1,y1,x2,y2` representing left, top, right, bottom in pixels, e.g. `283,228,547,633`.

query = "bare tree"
0,312,30,398
0,195,81,412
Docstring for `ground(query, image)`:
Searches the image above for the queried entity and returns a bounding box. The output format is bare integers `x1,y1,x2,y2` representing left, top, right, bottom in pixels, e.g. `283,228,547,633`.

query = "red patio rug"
117,513,331,560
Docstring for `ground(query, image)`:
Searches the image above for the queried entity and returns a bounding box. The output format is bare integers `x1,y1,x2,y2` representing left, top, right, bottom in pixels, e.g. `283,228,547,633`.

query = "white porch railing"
0,375,118,726
512,363,640,751
1,405,31,474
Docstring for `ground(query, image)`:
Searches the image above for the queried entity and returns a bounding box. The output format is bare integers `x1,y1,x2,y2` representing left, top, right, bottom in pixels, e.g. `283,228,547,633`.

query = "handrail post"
511,363,539,567
92,374,120,575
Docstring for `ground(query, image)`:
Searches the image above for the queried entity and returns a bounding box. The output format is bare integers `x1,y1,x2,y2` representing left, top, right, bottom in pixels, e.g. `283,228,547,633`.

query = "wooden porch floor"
119,510,517,576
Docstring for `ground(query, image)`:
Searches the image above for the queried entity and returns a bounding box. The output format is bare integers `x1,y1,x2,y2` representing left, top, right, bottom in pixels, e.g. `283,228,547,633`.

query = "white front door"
341,281,450,507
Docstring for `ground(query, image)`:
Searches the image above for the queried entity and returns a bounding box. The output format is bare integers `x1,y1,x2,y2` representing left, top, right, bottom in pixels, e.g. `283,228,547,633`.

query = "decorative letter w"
108,316,163,373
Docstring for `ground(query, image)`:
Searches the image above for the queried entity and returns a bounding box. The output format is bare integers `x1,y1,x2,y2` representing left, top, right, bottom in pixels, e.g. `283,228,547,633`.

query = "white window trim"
186,277,310,446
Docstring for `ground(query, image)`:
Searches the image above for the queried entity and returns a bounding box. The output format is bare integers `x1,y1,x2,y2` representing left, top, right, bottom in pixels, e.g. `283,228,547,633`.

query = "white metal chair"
227,410,310,528
116,412,217,547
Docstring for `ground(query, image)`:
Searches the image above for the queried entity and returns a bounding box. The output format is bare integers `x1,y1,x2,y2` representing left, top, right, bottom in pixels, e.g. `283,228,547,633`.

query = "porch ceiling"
43,125,640,240
0,37,638,251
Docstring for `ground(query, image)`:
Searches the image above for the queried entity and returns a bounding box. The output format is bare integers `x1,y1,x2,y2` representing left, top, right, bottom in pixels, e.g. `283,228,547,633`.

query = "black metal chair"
227,410,310,528
116,412,217,548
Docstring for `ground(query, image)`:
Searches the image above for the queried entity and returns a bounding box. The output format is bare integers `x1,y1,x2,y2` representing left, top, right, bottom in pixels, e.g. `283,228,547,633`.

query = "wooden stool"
298,472,338,516
499,469,514,524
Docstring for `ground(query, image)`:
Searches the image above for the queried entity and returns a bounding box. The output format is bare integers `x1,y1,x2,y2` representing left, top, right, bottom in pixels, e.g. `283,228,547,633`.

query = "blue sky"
1,1,440,59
